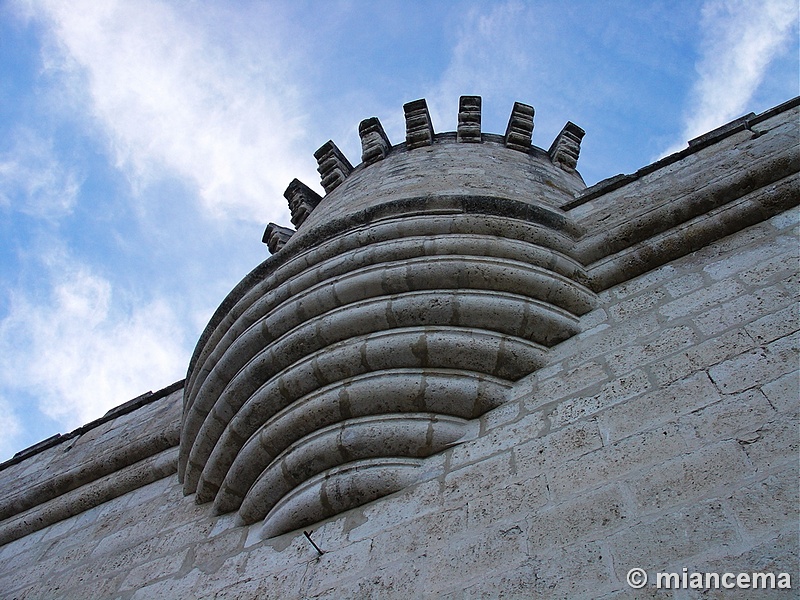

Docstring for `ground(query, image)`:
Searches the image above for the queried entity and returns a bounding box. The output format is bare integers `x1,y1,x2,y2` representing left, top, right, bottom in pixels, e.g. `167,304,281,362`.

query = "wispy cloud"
427,1,533,133
21,0,317,223
664,0,798,154
0,396,22,461
0,128,81,219
0,251,188,430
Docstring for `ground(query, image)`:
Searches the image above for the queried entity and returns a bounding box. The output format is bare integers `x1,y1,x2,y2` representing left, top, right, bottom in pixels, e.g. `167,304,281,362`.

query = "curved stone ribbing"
239,413,468,525
212,369,507,515
261,458,424,539
180,100,597,536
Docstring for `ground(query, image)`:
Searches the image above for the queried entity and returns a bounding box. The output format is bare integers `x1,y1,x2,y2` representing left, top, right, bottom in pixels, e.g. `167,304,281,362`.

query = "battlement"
265,97,587,253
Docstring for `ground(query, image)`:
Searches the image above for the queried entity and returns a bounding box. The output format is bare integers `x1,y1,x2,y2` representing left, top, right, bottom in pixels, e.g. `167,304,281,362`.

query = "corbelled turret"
179,96,597,537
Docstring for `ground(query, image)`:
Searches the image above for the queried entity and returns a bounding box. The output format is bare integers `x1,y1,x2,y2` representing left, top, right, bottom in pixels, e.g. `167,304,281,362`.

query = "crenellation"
457,95,481,143
313,140,353,193
262,222,294,254
504,101,534,151
358,116,392,165
403,98,434,148
283,178,323,227
548,121,585,172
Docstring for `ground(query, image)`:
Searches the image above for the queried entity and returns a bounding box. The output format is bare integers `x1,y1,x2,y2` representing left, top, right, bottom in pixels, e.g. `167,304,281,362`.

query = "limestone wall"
0,98,797,599
0,205,796,599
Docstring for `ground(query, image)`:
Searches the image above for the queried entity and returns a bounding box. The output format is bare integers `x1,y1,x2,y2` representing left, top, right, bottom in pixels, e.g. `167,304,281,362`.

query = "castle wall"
0,204,796,599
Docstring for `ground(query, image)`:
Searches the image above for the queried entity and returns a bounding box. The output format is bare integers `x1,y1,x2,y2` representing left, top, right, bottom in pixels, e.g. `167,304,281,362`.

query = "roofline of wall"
562,95,800,211
0,379,185,472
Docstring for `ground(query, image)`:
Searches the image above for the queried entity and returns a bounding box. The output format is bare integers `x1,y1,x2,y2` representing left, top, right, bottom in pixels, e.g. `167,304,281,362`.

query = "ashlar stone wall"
0,204,796,599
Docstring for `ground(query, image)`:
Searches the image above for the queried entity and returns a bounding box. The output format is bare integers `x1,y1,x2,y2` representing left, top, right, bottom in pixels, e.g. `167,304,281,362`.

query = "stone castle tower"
0,96,797,598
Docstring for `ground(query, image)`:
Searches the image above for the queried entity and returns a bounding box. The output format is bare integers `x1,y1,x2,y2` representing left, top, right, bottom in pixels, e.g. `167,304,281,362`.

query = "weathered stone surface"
314,140,353,193
358,117,392,165
283,178,323,227
504,101,534,151
403,98,434,148
1,97,797,599
262,222,294,254
548,121,584,172
457,95,481,143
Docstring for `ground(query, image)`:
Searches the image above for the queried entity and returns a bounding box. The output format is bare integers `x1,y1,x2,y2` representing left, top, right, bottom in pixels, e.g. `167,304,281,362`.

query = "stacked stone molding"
0,95,797,599
179,96,598,537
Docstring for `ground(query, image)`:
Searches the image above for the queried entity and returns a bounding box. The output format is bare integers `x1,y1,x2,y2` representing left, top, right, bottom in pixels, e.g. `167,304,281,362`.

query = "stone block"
514,420,604,478
605,325,696,377
609,501,739,576
345,478,443,542
527,484,633,549
193,525,246,572
658,279,747,321
531,361,608,407
703,236,794,281
744,302,799,345
317,559,423,600
609,264,676,300
629,440,752,512
708,332,799,394
729,466,799,538
242,531,311,572
480,400,520,432
464,542,614,599
650,327,756,386
370,507,467,566
547,423,688,501
596,372,721,442
443,452,514,508
560,314,660,371
680,529,798,600
695,285,791,336
129,568,203,600
664,271,705,298
550,369,651,430
677,388,776,449
606,288,666,322
737,247,800,287
423,526,528,594
738,409,799,470
119,548,189,591
467,475,549,529
761,370,800,413
449,411,546,467
303,538,374,596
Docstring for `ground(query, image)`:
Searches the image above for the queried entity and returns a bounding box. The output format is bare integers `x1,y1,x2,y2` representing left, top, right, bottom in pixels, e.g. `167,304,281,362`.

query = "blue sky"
0,0,797,461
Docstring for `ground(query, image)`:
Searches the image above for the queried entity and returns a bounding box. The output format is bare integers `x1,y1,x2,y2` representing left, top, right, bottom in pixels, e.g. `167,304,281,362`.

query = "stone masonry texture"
0,97,797,599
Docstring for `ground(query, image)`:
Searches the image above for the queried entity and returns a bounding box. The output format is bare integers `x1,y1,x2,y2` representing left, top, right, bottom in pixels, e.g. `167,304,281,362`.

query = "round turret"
179,96,598,538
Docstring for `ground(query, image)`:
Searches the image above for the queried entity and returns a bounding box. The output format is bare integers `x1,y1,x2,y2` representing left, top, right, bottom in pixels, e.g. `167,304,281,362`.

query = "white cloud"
0,128,81,219
20,0,317,223
0,252,188,430
665,0,797,154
